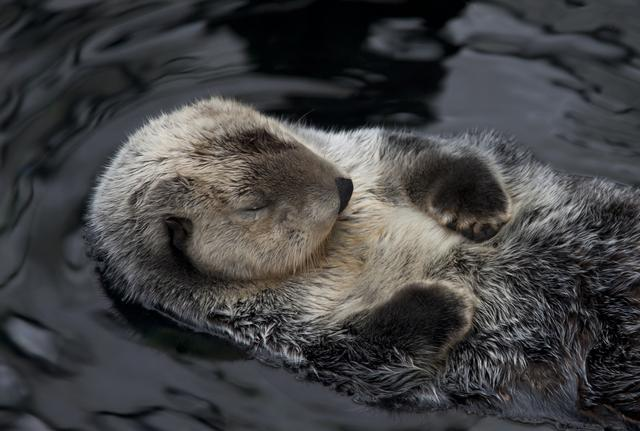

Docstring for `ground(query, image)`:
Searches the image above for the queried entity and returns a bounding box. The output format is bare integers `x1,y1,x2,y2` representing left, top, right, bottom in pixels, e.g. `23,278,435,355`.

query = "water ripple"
0,1,638,430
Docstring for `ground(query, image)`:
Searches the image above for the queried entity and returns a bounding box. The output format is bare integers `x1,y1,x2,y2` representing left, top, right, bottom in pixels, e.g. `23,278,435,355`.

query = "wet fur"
86,98,640,430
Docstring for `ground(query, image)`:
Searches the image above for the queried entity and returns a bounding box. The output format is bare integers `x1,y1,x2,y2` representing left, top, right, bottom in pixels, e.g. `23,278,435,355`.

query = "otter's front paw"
427,162,510,242
431,198,510,242
357,281,475,357
406,153,511,242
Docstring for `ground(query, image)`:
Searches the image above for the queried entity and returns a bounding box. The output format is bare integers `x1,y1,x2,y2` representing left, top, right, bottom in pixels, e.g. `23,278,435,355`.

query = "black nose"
335,177,353,214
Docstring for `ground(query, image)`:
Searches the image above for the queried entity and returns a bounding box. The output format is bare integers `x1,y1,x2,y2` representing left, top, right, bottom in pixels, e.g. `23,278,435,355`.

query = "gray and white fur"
86,98,640,430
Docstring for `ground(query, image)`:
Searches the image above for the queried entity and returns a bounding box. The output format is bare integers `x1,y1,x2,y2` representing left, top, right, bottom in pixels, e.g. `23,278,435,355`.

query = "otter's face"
141,126,352,282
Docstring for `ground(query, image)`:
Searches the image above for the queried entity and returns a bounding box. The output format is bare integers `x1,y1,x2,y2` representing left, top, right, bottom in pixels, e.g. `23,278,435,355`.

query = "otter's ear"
165,216,192,255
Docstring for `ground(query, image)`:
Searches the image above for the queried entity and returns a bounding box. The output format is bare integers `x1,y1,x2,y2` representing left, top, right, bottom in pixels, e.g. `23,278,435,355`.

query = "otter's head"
88,98,352,291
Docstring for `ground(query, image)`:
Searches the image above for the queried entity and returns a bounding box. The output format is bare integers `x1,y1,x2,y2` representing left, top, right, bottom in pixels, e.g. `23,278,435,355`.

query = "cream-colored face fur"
95,98,349,281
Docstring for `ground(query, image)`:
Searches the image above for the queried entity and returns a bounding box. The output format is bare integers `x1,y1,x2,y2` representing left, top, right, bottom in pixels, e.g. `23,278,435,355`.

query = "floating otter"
87,97,640,430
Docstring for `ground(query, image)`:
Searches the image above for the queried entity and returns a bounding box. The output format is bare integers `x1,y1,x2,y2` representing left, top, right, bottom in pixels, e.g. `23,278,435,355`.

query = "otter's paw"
428,172,510,242
432,207,511,242
406,152,511,241
357,281,475,356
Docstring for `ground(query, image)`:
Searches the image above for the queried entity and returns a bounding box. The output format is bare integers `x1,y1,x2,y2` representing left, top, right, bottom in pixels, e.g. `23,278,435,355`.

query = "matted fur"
86,98,640,430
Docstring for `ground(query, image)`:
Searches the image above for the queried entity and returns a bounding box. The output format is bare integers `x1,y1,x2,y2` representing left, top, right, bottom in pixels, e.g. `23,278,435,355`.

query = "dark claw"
481,225,497,240
453,222,501,242
460,226,474,240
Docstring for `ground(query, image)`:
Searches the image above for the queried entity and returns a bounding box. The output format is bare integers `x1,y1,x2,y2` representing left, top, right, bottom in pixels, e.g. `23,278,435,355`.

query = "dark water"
1,1,639,430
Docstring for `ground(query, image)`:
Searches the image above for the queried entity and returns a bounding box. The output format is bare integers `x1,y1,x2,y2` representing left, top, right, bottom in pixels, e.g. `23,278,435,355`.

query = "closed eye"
234,205,270,222
235,190,269,213
241,203,269,212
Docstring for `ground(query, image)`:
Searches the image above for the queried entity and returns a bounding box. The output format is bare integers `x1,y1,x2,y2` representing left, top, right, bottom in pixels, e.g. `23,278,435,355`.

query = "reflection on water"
1,1,639,430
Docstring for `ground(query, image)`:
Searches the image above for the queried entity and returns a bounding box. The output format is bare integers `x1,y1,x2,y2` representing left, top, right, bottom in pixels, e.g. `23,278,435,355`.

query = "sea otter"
86,97,640,430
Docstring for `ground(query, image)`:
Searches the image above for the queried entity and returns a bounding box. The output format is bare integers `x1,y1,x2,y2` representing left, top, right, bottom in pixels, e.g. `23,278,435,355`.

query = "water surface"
1,1,639,430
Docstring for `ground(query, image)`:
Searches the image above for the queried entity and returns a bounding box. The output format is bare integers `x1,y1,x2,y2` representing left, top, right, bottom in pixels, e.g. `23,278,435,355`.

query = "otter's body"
87,98,640,430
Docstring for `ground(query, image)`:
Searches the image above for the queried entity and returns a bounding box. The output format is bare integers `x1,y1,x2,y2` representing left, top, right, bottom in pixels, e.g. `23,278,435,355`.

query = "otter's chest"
365,202,462,279
325,194,463,320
